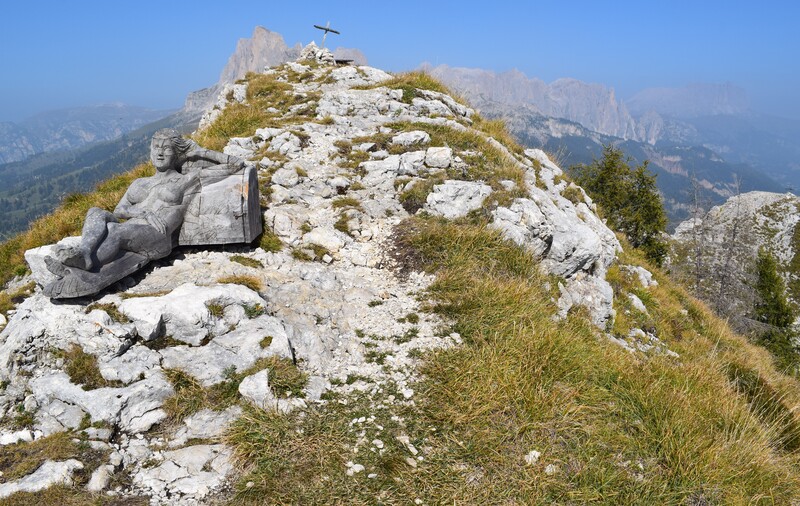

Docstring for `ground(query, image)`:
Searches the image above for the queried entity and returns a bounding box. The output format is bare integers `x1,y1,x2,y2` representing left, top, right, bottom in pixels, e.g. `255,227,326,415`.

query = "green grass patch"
230,255,264,269
195,72,320,151
331,196,363,211
163,356,306,422
217,274,264,293
0,282,35,317
384,216,800,503
206,302,225,318
56,344,122,390
258,229,283,253
85,302,129,324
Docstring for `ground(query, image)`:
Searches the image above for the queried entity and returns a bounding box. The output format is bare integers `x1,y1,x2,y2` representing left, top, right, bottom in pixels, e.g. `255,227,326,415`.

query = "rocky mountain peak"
426,64,639,141
217,26,302,85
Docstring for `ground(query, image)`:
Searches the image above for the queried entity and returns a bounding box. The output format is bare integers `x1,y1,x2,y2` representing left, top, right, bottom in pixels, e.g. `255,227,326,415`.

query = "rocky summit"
0,47,674,504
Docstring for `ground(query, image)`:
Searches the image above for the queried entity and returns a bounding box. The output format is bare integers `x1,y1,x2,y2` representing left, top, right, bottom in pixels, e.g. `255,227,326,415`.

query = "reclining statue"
41,128,262,299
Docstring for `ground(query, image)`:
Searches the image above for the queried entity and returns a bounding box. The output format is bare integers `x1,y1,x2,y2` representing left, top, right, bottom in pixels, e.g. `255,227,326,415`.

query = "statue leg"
119,224,173,261
54,208,117,271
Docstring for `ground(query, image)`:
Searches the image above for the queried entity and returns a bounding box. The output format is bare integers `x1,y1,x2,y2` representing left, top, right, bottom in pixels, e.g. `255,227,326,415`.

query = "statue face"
151,138,177,172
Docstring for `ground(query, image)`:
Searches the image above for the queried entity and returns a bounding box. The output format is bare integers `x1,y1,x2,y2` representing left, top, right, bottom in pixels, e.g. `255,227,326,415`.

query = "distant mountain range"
0,26,367,239
0,104,175,165
426,64,800,224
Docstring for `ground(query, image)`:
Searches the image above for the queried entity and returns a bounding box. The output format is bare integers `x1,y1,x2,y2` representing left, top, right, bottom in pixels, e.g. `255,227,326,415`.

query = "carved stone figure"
40,129,262,299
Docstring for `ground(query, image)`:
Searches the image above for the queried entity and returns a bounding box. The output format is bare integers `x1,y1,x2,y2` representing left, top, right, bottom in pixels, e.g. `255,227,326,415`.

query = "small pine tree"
754,248,795,328
572,145,668,266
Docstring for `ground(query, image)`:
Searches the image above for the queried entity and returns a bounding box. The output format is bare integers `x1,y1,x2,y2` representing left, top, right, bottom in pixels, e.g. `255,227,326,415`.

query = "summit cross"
313,21,340,49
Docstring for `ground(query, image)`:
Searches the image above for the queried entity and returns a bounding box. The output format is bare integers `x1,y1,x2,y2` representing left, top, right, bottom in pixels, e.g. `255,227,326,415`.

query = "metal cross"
313,21,340,49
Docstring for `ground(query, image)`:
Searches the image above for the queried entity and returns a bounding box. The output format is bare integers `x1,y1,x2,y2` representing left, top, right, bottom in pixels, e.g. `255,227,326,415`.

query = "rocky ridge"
0,49,665,503
671,190,800,318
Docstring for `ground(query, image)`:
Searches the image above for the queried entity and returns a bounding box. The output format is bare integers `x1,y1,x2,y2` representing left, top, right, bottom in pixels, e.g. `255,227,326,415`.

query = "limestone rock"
30,370,173,433
159,315,292,387
425,147,453,168
304,228,347,254
0,459,83,498
86,464,115,492
133,444,233,500
170,406,243,447
392,131,430,147
0,429,33,446
425,181,492,219
238,369,275,408
622,265,658,288
119,283,266,346
272,166,301,187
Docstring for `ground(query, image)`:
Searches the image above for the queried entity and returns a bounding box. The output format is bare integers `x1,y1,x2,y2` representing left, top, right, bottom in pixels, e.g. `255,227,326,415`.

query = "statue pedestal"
178,166,262,245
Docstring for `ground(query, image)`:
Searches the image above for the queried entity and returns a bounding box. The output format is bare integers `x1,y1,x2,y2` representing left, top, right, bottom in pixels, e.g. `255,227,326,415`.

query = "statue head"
150,129,195,172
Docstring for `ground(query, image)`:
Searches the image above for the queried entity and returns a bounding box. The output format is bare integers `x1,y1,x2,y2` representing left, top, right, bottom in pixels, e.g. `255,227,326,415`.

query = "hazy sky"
1,0,798,121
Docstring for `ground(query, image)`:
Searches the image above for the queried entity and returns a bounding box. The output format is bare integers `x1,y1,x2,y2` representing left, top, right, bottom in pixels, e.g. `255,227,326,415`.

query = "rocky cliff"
671,190,800,320
426,64,639,141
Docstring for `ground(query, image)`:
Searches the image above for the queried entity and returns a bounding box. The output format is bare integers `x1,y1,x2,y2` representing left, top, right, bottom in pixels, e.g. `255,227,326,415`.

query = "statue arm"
186,148,246,174
114,189,140,220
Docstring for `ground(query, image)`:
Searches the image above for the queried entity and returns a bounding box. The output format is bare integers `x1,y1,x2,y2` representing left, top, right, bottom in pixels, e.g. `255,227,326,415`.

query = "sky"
1,0,798,122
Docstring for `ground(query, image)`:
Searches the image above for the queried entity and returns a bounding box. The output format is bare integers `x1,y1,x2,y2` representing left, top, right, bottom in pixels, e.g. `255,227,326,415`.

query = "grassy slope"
2,70,800,504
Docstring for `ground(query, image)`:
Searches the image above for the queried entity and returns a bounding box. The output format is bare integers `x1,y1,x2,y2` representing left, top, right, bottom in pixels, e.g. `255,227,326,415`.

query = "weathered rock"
238,369,274,408
399,151,426,176
86,464,115,492
0,429,33,446
159,315,292,386
491,199,554,258
361,155,400,192
272,166,301,187
628,293,648,314
30,370,172,433
622,265,658,288
133,444,233,500
425,180,492,219
392,131,430,147
170,407,242,447
0,459,83,498
425,147,453,168
119,283,266,346
304,228,347,254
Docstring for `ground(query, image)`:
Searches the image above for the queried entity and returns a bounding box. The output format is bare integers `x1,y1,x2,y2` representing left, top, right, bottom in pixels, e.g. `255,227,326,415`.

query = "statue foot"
43,267,96,299
44,255,69,278
53,244,93,271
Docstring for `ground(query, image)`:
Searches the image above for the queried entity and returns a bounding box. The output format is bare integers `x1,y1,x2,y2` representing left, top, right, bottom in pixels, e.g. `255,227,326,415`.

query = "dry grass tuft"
217,274,264,293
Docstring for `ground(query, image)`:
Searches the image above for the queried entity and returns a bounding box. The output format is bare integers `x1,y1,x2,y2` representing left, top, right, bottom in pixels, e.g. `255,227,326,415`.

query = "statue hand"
145,212,168,234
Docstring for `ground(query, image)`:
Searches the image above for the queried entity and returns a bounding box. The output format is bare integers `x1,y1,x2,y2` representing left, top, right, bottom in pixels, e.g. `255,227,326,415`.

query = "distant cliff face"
426,64,639,141
217,27,303,85
671,191,800,321
628,83,750,118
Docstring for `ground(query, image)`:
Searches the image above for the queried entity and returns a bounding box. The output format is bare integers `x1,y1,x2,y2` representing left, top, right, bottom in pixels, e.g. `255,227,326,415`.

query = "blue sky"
1,0,798,121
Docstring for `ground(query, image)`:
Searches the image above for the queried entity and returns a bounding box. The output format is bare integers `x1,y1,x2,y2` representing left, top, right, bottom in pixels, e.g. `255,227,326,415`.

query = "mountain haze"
0,104,174,165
